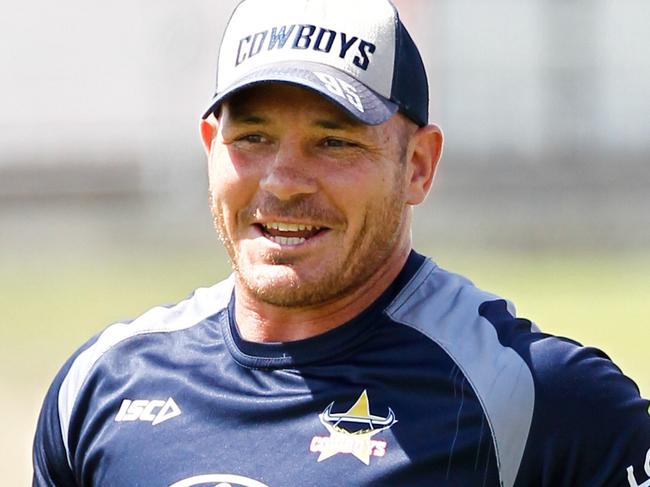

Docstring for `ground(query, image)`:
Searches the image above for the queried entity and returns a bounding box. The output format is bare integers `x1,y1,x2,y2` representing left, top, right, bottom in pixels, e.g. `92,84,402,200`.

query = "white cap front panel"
216,0,397,98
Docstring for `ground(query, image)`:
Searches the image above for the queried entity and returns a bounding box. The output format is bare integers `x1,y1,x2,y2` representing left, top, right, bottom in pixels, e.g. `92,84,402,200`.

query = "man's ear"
405,124,444,205
200,115,219,156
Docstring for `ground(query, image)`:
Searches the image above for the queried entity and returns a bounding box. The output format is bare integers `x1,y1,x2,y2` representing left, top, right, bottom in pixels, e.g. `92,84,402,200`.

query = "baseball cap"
202,0,429,126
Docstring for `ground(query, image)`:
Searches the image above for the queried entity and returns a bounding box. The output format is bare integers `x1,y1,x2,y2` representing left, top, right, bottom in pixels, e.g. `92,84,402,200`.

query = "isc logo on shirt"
115,397,181,425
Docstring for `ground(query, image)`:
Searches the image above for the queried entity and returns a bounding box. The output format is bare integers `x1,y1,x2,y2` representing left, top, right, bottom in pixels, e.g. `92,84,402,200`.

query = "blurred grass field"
1,244,648,484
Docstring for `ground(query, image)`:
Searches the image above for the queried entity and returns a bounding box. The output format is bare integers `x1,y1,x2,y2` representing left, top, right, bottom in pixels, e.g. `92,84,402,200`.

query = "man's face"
205,84,415,308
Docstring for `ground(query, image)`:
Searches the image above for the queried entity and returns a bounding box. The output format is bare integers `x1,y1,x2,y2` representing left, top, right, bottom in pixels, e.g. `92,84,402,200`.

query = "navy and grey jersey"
33,251,650,487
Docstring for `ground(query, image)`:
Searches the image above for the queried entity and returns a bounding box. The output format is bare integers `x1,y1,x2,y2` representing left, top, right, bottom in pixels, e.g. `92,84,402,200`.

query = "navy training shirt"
33,251,650,486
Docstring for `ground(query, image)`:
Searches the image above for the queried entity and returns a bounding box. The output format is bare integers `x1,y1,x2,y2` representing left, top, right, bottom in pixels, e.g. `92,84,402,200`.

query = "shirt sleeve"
33,355,80,487
516,336,650,487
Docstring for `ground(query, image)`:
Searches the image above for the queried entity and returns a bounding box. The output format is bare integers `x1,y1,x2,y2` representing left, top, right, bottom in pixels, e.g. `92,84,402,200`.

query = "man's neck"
233,245,411,343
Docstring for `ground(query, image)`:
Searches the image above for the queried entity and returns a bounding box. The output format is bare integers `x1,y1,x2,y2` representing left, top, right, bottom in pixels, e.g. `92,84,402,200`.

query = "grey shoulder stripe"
385,259,534,487
57,276,234,469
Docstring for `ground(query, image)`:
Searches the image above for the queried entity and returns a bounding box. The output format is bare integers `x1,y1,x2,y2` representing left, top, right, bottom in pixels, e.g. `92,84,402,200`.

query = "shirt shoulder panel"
56,276,234,468
385,258,535,487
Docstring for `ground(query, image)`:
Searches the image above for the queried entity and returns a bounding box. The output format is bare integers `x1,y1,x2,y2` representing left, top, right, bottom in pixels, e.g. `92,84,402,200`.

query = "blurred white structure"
1,0,648,248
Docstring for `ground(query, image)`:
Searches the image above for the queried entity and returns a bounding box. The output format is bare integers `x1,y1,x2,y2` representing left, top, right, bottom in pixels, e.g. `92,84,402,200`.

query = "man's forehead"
222,83,365,128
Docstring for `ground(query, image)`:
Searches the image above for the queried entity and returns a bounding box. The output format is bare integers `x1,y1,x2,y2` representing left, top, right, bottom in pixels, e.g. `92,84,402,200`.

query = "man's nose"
259,143,318,200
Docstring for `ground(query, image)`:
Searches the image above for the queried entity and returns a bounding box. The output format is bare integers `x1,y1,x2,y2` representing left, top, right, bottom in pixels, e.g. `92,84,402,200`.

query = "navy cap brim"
202,61,398,125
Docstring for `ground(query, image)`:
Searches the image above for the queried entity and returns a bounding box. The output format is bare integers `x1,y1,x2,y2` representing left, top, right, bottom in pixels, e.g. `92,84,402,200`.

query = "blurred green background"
2,0,649,484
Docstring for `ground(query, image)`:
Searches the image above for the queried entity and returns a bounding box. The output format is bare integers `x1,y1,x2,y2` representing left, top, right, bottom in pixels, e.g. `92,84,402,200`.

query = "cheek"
207,152,258,224
330,167,399,215
207,148,235,191
321,182,371,244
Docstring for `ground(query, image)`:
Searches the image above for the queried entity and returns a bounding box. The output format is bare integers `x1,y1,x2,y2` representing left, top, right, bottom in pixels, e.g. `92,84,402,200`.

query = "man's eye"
238,134,265,143
323,138,355,148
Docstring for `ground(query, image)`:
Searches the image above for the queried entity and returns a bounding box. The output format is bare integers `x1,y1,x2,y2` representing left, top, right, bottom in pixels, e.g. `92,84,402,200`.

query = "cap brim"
202,61,398,125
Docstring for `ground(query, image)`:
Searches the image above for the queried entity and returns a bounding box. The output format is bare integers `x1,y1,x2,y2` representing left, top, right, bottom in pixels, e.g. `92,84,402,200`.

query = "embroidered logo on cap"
235,24,376,71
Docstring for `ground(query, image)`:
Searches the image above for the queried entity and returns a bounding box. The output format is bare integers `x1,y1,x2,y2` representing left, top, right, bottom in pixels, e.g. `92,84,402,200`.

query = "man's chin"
238,264,298,296
235,263,340,308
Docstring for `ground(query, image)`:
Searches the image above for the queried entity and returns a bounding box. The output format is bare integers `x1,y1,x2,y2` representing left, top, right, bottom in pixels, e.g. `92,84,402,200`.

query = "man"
33,0,650,486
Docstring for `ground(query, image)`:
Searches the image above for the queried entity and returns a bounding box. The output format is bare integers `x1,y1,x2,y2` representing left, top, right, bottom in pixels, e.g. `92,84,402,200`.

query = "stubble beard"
209,175,408,309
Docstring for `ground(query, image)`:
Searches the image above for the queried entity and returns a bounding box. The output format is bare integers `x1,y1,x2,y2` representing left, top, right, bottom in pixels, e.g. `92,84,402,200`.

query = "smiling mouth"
256,222,328,246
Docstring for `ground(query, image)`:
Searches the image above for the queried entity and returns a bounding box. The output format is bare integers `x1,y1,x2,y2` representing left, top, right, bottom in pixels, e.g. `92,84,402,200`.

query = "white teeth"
260,222,322,246
265,222,315,232
268,236,306,246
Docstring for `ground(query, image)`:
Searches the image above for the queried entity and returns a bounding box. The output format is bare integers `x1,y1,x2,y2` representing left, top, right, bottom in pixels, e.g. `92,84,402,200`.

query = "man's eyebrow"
228,111,267,125
313,117,363,130
226,106,363,129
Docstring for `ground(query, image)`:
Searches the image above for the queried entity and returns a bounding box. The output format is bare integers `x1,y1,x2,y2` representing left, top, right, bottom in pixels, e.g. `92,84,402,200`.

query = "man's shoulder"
386,257,518,339
57,277,234,428
74,275,234,363
389,256,640,398
34,276,235,480
387,259,541,486
390,256,649,485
